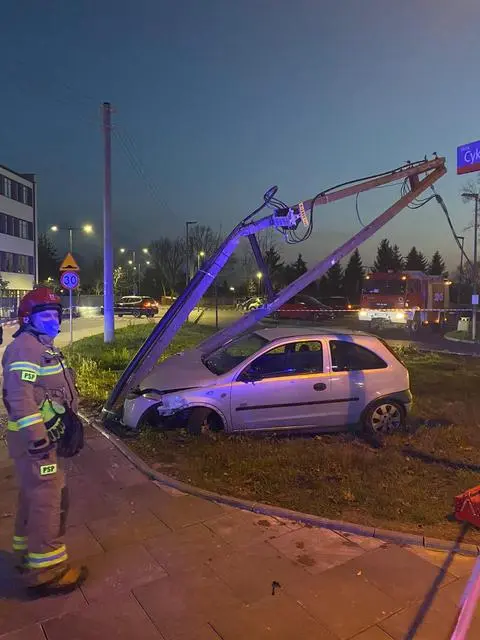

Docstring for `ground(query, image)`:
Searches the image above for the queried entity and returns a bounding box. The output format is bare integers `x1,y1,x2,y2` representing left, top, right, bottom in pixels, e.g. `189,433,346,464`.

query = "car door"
324,338,388,426
230,339,332,431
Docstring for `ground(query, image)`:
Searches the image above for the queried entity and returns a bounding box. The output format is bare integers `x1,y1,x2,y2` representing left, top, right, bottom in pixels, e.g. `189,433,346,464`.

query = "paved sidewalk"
0,427,479,640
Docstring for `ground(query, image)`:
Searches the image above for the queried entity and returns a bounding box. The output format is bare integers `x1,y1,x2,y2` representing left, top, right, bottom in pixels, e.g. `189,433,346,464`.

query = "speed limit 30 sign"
60,270,80,290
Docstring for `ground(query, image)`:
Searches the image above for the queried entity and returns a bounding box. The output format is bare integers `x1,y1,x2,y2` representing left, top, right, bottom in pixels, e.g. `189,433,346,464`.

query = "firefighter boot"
26,563,88,598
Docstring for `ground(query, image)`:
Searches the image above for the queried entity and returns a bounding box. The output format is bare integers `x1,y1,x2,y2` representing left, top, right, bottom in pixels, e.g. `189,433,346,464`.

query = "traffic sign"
60,271,80,290
60,252,80,271
457,140,480,175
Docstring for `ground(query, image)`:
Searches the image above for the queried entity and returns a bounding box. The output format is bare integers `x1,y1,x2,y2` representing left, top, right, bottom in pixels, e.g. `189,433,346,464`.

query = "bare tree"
149,237,185,296
461,178,480,232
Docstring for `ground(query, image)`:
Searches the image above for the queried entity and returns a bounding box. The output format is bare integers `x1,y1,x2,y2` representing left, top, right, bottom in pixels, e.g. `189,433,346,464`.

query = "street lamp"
185,221,197,286
50,224,94,254
256,271,263,295
120,247,150,295
461,193,479,340
197,250,205,270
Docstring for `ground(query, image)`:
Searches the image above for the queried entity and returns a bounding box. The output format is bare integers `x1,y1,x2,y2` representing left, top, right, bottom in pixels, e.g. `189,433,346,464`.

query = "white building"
0,165,37,291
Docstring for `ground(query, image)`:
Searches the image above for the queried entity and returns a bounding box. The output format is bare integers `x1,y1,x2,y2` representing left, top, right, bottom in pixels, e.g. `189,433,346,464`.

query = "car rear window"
329,340,387,372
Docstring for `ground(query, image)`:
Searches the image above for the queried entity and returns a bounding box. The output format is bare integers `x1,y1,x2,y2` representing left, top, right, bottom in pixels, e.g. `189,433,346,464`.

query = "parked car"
319,296,353,317
115,296,159,318
272,295,335,322
122,327,412,436
237,296,265,312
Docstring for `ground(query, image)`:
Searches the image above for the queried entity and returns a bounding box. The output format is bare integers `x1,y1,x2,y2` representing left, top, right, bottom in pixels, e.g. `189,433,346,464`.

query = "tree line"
38,230,448,304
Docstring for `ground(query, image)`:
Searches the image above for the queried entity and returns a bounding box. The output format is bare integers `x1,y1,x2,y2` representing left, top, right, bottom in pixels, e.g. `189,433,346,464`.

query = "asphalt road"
0,308,477,360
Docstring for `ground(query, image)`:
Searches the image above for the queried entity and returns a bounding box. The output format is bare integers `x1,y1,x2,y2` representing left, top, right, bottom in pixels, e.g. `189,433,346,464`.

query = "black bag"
56,406,84,458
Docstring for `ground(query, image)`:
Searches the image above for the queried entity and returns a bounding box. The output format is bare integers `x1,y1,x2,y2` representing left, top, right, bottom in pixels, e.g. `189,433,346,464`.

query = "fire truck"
358,270,451,332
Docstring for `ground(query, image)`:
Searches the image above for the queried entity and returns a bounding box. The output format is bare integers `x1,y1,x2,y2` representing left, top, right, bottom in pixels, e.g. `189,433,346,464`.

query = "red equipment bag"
454,485,480,528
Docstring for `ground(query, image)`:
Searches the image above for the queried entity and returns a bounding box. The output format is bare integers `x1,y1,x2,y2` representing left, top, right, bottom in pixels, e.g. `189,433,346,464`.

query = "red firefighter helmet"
18,287,63,325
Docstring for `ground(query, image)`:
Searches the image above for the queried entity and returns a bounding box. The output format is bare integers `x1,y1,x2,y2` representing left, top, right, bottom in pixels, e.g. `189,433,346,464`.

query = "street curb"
444,334,477,345
79,412,480,558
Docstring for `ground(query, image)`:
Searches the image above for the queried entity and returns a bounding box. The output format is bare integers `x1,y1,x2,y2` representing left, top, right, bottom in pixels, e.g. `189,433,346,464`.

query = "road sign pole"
69,288,73,346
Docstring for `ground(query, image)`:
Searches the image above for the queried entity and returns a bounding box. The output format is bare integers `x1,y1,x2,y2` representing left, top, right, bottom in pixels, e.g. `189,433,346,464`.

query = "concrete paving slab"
284,562,399,640
378,594,476,640
80,543,167,604
42,593,163,640
64,524,104,561
77,448,149,489
86,507,170,551
209,590,338,639
351,627,396,639
144,522,231,574
408,545,477,579
340,531,387,551
133,565,242,640
341,544,457,605
0,624,48,640
207,539,312,605
0,569,86,637
205,509,296,548
149,494,225,530
267,526,366,574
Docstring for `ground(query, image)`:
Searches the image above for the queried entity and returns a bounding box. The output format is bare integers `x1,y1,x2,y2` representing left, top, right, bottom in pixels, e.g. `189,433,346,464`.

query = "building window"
0,213,33,240
10,181,18,201
2,177,11,198
0,251,34,274
19,219,29,239
0,174,33,206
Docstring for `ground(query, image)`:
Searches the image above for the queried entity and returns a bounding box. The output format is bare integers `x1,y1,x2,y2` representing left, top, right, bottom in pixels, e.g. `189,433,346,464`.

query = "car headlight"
395,312,405,320
162,394,187,410
359,310,367,318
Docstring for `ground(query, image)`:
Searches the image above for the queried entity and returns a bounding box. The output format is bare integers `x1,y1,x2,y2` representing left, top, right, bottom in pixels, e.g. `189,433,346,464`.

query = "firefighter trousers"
9,437,69,586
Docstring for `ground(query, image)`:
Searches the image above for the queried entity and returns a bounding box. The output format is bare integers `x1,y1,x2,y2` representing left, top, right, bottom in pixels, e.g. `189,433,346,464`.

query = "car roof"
254,326,374,341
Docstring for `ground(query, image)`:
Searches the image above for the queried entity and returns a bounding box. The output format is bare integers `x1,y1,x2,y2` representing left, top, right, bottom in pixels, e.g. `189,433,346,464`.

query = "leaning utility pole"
103,102,114,343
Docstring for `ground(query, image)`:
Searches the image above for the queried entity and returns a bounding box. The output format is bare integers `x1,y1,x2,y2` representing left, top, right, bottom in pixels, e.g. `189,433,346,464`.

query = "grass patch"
67,321,215,405
72,325,480,542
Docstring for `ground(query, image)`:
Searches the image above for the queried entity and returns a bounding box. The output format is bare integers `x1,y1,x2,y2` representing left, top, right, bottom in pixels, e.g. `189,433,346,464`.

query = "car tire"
187,407,224,435
133,310,141,318
362,399,406,435
118,314,123,318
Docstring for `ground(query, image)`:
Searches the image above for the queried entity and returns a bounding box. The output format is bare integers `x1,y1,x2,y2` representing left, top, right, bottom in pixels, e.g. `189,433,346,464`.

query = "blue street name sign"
457,140,480,175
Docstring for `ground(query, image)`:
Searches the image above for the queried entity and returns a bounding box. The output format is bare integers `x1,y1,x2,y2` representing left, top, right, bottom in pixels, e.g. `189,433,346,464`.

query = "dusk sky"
1,0,480,271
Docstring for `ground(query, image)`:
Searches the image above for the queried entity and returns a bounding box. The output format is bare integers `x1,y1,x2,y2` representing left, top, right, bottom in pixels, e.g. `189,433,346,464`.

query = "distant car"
320,296,353,317
62,307,80,319
115,296,159,318
122,327,412,436
238,296,265,312
272,295,335,322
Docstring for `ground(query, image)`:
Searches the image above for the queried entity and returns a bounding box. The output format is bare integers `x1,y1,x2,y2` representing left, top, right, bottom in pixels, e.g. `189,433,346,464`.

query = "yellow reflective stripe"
39,364,63,376
8,413,43,431
9,361,40,374
28,545,68,569
17,413,43,429
12,535,28,551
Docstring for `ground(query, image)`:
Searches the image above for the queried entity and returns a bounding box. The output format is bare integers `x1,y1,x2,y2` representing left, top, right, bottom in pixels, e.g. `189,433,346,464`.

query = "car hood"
139,348,217,393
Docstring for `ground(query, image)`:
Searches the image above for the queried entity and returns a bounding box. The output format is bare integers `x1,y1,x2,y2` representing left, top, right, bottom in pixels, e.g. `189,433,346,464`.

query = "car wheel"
118,314,123,318
363,399,405,435
133,310,141,318
187,407,224,435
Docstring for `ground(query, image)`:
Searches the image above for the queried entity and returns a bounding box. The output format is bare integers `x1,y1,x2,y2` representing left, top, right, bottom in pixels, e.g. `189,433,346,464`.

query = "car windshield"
202,332,268,375
363,280,406,296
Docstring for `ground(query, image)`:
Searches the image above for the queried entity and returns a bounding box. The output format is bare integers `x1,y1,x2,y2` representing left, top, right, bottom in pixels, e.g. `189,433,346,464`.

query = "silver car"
123,327,412,435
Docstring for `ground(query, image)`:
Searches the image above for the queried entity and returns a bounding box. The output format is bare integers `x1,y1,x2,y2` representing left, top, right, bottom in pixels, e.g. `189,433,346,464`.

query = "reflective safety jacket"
2,328,78,456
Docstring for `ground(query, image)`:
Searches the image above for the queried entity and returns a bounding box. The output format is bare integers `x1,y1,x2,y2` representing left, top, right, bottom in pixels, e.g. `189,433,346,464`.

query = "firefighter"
2,287,87,596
